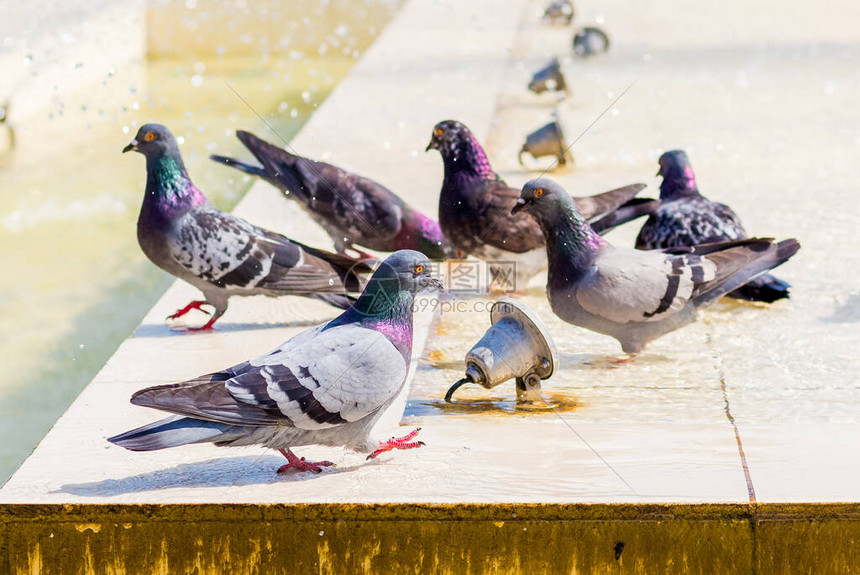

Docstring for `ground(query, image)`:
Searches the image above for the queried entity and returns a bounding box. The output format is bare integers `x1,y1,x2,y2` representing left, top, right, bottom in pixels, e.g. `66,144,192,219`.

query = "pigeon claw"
277,448,335,474
167,300,211,320
367,428,425,460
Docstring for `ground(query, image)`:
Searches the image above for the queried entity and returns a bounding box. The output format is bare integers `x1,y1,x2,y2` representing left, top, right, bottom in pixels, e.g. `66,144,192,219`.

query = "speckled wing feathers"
636,196,745,249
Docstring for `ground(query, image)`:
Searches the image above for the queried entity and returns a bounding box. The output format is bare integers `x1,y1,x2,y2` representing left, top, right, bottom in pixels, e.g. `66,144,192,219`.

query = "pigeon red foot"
167,300,211,320
367,428,425,460
277,448,335,474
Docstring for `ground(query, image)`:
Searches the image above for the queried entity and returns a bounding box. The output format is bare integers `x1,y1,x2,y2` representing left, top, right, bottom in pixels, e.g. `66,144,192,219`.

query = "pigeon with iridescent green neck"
211,130,454,260
426,119,656,289
125,123,372,331
108,250,440,473
514,178,800,354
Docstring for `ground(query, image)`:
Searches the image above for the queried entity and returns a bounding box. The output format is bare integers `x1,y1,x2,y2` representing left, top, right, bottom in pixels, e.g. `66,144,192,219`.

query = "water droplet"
290,109,298,118
177,136,186,145
194,62,206,74
23,55,33,66
611,108,620,116
191,75,204,87
595,14,605,23
131,102,139,110
328,279,335,286
319,531,324,536
278,102,288,112
301,91,311,103
122,126,130,134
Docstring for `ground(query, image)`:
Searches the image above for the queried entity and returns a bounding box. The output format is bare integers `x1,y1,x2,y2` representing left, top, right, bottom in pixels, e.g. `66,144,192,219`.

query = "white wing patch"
256,325,407,430
577,248,716,324
168,209,273,287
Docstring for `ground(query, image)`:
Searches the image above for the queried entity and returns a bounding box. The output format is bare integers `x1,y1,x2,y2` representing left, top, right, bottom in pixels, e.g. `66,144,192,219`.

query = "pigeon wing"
636,198,746,249
575,183,647,222
475,180,546,253
227,324,408,429
575,247,716,323
130,323,406,430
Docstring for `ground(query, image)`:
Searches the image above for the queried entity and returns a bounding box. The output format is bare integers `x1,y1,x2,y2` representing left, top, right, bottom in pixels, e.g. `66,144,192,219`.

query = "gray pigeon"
108,250,442,473
211,131,454,260
513,179,800,353
636,150,793,303
426,119,657,289
125,124,372,331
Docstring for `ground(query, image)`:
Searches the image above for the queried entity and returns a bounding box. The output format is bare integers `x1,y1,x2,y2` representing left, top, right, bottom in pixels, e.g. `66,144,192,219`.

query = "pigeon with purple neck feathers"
513,179,800,354
426,119,657,288
211,130,454,260
108,250,441,472
125,123,372,331
636,150,794,303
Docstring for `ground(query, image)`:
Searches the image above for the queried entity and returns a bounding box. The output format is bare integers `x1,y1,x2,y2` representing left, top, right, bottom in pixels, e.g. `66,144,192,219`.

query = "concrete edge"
1,503,858,573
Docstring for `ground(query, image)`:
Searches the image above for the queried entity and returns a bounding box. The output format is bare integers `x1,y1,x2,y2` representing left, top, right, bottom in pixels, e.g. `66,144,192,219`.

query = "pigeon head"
346,250,443,322
123,123,181,159
514,179,604,260
368,250,443,296
426,120,496,179
657,150,698,199
512,178,579,219
125,123,206,211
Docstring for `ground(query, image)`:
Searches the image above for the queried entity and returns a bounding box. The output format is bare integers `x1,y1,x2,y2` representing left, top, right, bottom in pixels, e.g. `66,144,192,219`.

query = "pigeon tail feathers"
107,415,230,451
209,154,268,179
693,238,799,307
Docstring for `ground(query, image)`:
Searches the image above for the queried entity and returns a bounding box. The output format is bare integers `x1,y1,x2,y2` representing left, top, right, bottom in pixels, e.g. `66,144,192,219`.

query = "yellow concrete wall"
1,503,858,574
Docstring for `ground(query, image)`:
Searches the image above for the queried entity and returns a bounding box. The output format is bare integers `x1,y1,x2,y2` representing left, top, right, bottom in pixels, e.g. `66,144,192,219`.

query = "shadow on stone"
56,454,355,496
133,319,322,338
821,293,860,323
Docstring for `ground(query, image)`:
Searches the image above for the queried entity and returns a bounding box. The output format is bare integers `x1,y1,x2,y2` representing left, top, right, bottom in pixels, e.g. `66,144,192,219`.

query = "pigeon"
636,150,794,303
513,178,800,354
124,123,372,331
426,119,657,289
210,130,454,260
108,250,441,473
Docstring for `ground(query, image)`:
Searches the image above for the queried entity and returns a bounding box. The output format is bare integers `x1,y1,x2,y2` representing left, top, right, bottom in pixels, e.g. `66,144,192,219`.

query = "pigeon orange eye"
434,128,444,136
144,132,155,142
414,265,424,274
535,189,544,198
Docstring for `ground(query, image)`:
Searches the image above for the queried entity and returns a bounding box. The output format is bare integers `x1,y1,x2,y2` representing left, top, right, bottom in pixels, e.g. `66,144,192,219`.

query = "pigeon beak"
425,275,445,291
123,140,138,153
425,139,437,152
511,198,528,215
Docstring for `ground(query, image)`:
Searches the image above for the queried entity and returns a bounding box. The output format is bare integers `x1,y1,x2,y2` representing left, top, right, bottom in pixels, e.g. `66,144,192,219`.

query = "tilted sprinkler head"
445,298,558,404
528,57,569,96
518,111,573,168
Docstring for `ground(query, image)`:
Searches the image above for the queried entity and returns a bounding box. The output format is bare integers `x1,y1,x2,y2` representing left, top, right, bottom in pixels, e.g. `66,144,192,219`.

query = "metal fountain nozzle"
573,26,611,57
518,110,573,169
542,0,574,25
528,57,568,96
445,298,558,404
